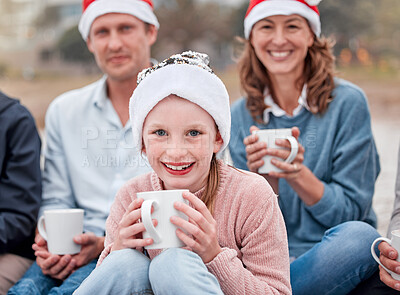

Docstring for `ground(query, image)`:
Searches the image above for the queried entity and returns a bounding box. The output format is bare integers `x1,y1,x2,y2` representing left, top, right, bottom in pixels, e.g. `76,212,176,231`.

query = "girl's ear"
213,131,224,154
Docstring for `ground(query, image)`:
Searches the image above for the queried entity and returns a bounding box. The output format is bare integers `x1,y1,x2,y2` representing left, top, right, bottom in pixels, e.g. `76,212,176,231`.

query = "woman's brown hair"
237,35,336,124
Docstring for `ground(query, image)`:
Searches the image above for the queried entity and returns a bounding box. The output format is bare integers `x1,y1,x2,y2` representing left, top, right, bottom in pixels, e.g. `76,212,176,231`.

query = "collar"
93,75,109,110
263,84,310,124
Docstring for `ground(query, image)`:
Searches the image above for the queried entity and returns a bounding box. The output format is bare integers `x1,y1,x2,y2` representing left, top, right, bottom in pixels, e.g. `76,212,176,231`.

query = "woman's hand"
378,241,400,290
267,127,305,180
243,126,268,173
111,198,156,252
170,191,222,264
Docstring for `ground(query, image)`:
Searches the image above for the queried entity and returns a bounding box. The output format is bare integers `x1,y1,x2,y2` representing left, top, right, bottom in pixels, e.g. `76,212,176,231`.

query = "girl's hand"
112,198,156,251
267,127,305,180
243,125,268,173
170,191,222,264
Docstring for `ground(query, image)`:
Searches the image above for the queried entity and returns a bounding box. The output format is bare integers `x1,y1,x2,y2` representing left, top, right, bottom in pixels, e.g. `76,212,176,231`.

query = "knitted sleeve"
97,184,132,266
206,179,291,295
305,84,380,228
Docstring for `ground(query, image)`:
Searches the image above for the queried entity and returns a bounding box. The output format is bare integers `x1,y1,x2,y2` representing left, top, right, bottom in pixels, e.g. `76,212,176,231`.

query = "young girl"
229,0,380,294
74,51,291,295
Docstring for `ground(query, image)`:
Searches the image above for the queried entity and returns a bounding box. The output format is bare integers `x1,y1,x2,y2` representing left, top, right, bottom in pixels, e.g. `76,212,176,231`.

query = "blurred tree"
319,0,376,55
153,0,236,68
57,25,95,64
34,6,60,28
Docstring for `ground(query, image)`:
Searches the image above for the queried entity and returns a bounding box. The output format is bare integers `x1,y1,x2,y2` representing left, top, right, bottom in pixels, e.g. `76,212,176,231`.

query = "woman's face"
142,95,223,192
250,14,314,80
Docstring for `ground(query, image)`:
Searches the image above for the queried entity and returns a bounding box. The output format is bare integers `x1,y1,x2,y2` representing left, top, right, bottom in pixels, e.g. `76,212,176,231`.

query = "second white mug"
253,128,299,174
37,208,84,255
139,189,189,249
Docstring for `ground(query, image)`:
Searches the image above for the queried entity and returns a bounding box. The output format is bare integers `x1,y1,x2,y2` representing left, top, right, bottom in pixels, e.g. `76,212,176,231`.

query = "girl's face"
142,95,223,192
250,14,314,80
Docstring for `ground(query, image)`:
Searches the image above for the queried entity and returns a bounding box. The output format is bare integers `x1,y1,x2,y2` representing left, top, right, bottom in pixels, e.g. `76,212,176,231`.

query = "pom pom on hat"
130,51,231,156
244,0,322,39
79,0,159,40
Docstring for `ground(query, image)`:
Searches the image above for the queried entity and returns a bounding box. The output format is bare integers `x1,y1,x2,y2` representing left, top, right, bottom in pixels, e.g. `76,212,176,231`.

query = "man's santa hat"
78,0,159,40
244,0,322,39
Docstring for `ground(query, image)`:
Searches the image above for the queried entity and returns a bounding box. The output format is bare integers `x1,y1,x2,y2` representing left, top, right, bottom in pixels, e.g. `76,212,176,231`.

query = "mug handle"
280,135,299,163
141,200,161,243
371,237,393,275
37,216,48,241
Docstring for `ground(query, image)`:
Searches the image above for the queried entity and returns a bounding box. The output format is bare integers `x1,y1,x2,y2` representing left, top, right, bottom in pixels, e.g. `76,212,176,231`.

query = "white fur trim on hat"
79,0,159,40
129,52,231,157
244,0,321,39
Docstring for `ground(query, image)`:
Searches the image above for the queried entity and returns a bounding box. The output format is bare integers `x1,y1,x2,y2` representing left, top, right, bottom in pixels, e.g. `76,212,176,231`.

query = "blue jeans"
74,248,223,295
290,221,380,295
7,259,97,295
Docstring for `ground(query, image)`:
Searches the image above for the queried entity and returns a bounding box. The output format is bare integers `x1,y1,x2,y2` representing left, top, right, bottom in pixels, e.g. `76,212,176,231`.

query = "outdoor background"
0,0,399,236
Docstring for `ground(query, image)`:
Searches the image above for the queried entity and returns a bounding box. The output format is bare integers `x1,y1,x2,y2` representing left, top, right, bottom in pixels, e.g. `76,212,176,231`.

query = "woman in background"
229,0,381,294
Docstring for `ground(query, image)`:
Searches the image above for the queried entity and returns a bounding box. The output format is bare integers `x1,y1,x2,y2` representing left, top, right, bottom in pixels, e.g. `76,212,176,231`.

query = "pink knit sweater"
99,161,291,294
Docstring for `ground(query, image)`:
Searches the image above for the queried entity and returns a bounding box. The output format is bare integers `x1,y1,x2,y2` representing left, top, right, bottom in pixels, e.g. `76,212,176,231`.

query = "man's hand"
33,232,104,280
71,233,105,268
33,232,76,280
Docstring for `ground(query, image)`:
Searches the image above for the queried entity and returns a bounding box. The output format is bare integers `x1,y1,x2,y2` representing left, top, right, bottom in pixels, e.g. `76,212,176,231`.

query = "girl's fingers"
119,200,144,228
171,215,205,240
180,192,214,224
175,228,200,250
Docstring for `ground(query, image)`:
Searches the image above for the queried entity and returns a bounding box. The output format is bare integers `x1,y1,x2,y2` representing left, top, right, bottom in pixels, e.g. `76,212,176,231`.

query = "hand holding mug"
267,127,305,180
245,126,304,177
170,191,222,264
371,230,400,291
33,232,77,280
112,198,155,252
372,237,400,290
243,126,270,173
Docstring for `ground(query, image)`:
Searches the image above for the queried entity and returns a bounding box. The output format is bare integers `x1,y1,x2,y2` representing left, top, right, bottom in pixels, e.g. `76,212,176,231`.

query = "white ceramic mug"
371,229,400,280
37,209,84,255
253,128,299,174
139,190,189,249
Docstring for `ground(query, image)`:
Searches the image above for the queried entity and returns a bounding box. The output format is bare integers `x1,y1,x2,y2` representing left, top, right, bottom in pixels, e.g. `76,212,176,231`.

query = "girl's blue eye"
188,130,200,137
155,130,166,136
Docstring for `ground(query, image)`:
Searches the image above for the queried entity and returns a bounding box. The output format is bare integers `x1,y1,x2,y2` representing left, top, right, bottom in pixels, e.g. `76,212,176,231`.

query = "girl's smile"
162,161,195,175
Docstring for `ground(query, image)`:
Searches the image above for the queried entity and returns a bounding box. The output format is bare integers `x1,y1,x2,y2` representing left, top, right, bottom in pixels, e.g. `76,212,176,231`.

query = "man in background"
8,0,158,293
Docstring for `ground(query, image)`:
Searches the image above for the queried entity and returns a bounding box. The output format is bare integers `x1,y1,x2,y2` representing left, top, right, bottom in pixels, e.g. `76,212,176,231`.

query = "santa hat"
244,0,322,39
79,0,159,40
129,51,231,156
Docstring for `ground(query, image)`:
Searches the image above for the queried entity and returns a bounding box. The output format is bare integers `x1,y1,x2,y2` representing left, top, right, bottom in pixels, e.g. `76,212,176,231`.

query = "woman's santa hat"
79,0,159,40
244,0,322,39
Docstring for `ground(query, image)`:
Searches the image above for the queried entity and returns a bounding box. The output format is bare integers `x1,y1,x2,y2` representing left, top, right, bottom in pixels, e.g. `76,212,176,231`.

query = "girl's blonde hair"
203,154,219,216
238,36,336,123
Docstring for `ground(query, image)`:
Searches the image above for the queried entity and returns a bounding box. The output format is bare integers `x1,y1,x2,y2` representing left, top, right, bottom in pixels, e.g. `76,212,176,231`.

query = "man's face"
87,13,157,82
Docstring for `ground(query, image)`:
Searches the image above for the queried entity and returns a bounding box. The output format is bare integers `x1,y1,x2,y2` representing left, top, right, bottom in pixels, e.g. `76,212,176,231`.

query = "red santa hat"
79,0,159,40
244,0,322,39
